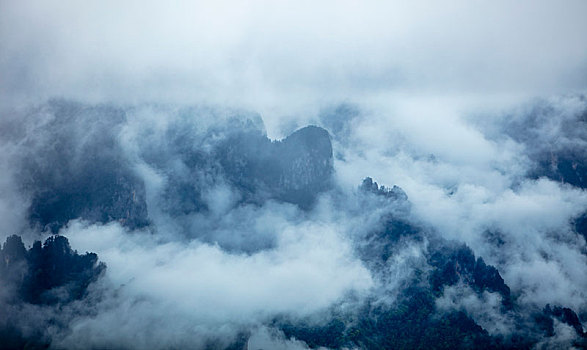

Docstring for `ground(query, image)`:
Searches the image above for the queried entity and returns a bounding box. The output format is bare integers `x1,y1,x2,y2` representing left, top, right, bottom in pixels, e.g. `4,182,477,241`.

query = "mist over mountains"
0,95,585,349
2,1,587,349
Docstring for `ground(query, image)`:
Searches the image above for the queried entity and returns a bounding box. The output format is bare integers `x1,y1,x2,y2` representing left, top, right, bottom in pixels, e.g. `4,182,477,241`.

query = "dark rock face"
0,234,105,348
356,177,416,267
428,244,511,303
536,305,587,349
150,123,334,216
278,287,502,350
21,100,149,232
218,125,333,209
19,101,334,232
28,169,149,233
275,178,584,350
274,126,334,207
360,177,408,202
574,213,587,242
543,305,585,337
530,150,587,191
0,234,105,305
276,178,511,350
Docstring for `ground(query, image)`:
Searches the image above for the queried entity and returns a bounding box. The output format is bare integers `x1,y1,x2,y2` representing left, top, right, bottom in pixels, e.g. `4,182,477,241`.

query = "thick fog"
1,1,586,349
2,1,587,111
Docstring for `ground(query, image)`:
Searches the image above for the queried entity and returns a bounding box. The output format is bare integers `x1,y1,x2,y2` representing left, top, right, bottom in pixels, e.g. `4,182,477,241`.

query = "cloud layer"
1,1,587,348
2,1,586,116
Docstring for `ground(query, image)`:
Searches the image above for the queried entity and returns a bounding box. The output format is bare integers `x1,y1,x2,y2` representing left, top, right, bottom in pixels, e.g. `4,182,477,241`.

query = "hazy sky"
1,0,586,113
1,2,587,348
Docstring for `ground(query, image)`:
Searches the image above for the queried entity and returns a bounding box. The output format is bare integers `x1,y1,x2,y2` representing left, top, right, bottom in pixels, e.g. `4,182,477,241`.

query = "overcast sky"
1,2,587,348
1,0,586,114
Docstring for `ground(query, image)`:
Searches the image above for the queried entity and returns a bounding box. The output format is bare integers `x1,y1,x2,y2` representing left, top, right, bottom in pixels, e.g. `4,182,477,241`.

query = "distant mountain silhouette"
22,101,334,233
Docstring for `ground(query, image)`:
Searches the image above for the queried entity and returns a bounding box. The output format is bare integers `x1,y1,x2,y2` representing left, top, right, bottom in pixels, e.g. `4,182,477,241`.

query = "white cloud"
56,217,372,347
1,0,586,115
1,1,586,346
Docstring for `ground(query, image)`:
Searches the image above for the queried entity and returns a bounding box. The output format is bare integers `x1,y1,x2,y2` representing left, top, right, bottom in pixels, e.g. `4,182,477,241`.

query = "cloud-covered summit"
0,95,586,349
1,1,587,349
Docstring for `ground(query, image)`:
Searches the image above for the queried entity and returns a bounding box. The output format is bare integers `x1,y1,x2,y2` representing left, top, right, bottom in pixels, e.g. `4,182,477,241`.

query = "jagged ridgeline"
16,99,333,233
1,99,586,349
277,178,585,350
0,235,105,348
